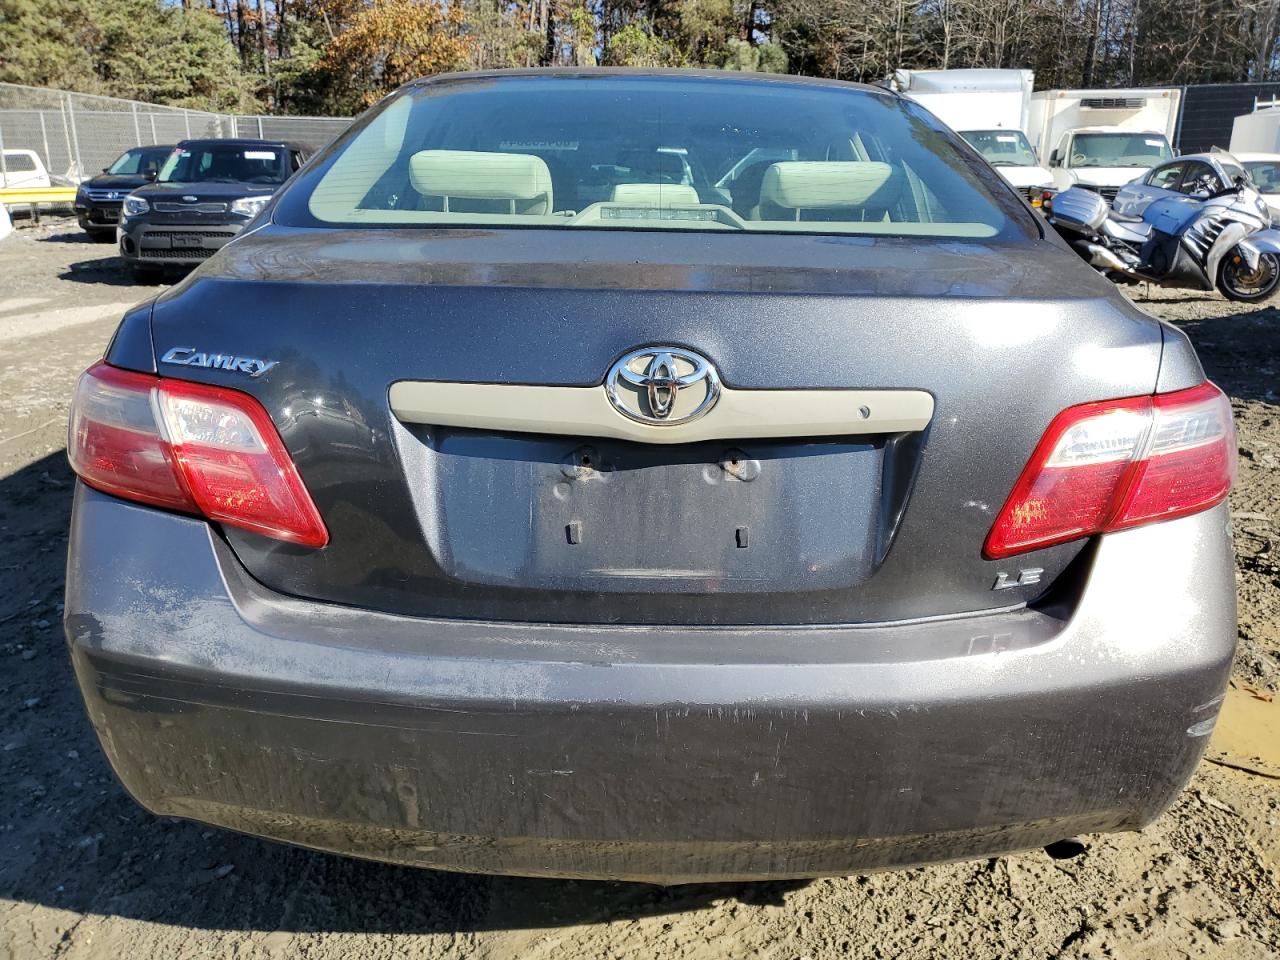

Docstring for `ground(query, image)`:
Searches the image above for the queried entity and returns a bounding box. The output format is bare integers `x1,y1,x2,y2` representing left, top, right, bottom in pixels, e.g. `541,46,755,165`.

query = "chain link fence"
0,83,350,186
228,114,353,146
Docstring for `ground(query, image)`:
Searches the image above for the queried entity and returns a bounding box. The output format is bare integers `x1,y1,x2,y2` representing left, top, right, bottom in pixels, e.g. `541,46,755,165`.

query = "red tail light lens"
69,362,328,548
984,382,1235,559
68,365,195,512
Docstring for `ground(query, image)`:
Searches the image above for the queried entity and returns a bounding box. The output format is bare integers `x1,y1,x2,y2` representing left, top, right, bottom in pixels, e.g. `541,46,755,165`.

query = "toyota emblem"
606,347,721,425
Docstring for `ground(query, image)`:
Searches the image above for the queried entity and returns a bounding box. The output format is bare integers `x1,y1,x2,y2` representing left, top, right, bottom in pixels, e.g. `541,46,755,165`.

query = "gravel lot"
0,218,1277,960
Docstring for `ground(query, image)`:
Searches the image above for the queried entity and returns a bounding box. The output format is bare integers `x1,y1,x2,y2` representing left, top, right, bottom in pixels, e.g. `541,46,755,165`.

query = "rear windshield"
107,147,172,176
960,130,1038,167
3,153,37,172
278,75,1034,240
1070,133,1172,168
158,144,289,185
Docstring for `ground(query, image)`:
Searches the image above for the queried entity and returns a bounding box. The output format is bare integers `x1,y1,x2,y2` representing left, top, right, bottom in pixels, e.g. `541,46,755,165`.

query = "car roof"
406,67,893,99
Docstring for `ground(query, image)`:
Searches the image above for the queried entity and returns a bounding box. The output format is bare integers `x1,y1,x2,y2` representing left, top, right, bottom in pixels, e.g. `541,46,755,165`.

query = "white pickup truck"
0,149,53,190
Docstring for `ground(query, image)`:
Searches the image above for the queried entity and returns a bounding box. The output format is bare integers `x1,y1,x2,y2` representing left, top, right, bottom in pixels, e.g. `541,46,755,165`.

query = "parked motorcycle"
1046,180,1280,302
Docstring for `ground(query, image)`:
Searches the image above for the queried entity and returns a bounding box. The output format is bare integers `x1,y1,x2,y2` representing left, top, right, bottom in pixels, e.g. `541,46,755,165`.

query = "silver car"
64,70,1237,883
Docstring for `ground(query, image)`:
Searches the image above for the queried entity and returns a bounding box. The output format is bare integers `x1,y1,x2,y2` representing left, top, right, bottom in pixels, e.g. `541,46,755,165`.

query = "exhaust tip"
1044,838,1087,860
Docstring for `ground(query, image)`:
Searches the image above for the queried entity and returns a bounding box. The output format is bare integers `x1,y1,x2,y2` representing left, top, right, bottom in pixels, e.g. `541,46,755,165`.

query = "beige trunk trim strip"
389,381,933,444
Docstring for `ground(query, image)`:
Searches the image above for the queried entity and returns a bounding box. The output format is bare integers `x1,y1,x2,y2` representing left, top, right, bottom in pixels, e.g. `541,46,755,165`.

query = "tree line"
2,0,1279,116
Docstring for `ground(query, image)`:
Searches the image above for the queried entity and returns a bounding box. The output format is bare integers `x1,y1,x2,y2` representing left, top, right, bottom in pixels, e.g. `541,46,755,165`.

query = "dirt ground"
0,217,1277,960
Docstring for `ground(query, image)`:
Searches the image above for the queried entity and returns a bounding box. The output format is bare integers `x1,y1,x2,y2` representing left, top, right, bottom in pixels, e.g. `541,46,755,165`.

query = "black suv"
73,145,175,240
118,138,307,279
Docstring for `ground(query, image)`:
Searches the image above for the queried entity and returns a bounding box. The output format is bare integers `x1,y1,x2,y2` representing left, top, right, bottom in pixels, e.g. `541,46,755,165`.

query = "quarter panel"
104,300,157,373
1154,323,1207,393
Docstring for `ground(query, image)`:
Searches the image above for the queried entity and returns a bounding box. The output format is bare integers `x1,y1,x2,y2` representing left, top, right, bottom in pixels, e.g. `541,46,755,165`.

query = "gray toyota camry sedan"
64,69,1237,883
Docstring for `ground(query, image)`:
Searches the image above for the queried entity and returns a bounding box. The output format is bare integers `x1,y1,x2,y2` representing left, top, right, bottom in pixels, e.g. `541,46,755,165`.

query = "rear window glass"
158,144,289,185
279,76,1034,240
3,153,37,172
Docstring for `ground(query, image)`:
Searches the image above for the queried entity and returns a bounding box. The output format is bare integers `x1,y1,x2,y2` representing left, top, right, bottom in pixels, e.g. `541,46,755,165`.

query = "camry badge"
182,195,198,202
160,346,278,378
606,347,720,425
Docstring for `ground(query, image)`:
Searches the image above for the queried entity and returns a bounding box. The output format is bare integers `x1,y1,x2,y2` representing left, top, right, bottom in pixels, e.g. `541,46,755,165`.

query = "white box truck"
1229,101,1280,153
1227,101,1280,217
891,69,1053,199
1029,88,1179,201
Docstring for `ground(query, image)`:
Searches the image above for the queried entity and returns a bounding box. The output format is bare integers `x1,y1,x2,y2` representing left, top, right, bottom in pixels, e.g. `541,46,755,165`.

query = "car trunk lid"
145,225,1166,625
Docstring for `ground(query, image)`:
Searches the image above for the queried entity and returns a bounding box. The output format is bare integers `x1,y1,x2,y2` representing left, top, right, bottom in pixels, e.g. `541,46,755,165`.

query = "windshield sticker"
996,135,1017,142
244,150,278,160
1145,139,1164,147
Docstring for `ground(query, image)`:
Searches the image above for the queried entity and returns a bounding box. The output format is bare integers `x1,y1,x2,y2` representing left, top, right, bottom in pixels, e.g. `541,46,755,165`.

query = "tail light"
984,382,1235,559
69,362,328,547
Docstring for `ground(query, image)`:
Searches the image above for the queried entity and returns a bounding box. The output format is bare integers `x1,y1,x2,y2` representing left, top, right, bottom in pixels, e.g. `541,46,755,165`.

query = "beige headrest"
409,150,553,213
610,183,701,206
759,162,897,210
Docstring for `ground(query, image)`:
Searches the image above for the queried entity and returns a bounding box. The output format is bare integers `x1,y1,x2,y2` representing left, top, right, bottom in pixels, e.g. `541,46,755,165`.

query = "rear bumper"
118,218,243,266
65,485,1236,882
